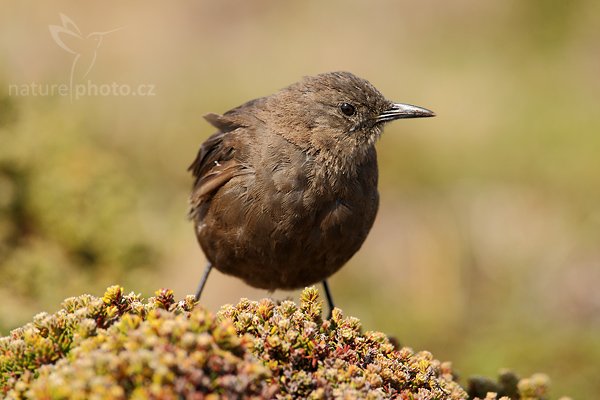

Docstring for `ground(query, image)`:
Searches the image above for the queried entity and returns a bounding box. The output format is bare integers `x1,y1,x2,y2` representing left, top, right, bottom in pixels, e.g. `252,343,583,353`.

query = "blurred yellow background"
1,1,599,397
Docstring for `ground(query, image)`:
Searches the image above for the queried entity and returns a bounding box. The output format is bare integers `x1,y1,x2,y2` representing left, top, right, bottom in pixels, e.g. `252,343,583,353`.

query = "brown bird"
189,71,434,315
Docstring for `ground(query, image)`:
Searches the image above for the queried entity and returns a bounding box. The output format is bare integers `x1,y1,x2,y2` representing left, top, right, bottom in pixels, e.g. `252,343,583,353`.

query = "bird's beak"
377,103,435,122
98,27,124,36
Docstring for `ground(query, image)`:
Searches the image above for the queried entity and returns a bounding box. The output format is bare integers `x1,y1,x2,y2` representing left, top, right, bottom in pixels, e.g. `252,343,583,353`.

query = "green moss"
1,286,568,399
468,370,561,400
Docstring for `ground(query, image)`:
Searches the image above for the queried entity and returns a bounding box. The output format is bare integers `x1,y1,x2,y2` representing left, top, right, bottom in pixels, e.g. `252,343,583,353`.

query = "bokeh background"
1,1,599,397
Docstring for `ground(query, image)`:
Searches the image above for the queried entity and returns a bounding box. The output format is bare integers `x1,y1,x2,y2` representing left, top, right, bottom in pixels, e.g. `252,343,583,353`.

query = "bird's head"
269,71,434,162
86,27,124,49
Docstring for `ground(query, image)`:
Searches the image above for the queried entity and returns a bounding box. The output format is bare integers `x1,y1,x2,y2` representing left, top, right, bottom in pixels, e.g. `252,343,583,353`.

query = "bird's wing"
188,113,253,218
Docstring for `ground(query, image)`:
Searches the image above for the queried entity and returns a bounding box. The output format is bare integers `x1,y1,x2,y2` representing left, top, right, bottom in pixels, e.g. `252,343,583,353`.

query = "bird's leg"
322,280,335,319
194,262,213,302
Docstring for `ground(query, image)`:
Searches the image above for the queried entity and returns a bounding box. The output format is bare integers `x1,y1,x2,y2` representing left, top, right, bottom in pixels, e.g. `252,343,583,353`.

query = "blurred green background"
1,1,599,397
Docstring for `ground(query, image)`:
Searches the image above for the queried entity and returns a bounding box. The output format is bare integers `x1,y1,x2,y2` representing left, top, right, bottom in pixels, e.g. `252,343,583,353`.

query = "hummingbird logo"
49,13,123,91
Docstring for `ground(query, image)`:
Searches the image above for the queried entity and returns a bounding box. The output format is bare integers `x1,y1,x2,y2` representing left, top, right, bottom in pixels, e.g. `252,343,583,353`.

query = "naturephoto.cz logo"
8,13,156,100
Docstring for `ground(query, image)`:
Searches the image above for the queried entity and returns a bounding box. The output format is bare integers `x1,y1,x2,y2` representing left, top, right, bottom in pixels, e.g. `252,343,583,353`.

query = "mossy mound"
1,286,564,399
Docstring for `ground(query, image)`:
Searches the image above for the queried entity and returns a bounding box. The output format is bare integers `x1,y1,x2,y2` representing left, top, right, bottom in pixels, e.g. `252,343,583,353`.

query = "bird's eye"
339,103,356,117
